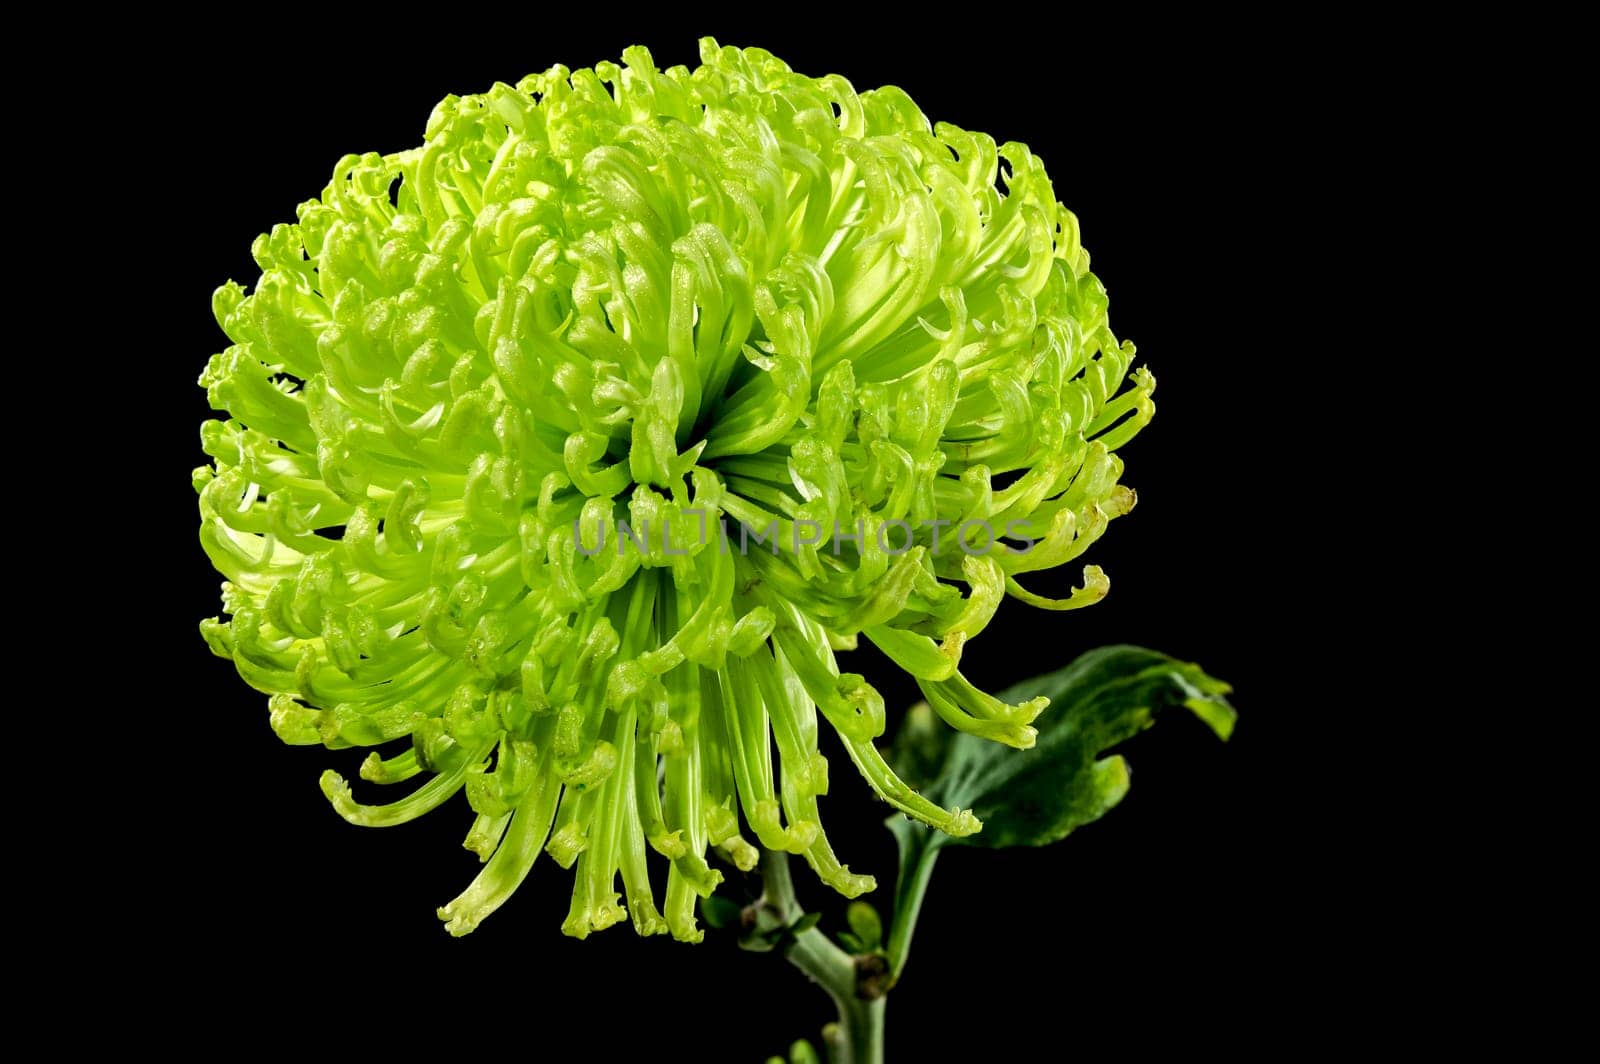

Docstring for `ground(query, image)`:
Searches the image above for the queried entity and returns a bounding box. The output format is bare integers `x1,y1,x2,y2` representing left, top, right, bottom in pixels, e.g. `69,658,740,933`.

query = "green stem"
757,848,886,1064
839,997,884,1064
886,840,941,978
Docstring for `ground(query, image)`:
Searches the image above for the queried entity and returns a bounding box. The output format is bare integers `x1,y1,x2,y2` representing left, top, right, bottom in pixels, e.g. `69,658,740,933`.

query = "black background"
133,19,1329,1056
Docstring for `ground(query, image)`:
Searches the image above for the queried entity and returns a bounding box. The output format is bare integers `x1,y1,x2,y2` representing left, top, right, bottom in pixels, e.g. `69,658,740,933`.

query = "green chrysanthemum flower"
196,39,1155,939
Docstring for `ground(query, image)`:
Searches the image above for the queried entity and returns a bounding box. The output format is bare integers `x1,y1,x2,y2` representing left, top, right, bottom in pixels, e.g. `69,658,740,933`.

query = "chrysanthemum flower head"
196,39,1155,939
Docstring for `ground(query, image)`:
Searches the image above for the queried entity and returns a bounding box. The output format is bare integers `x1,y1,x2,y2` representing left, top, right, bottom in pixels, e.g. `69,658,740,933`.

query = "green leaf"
789,912,822,935
901,644,1234,849
700,894,742,930
883,645,1233,974
846,901,883,951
